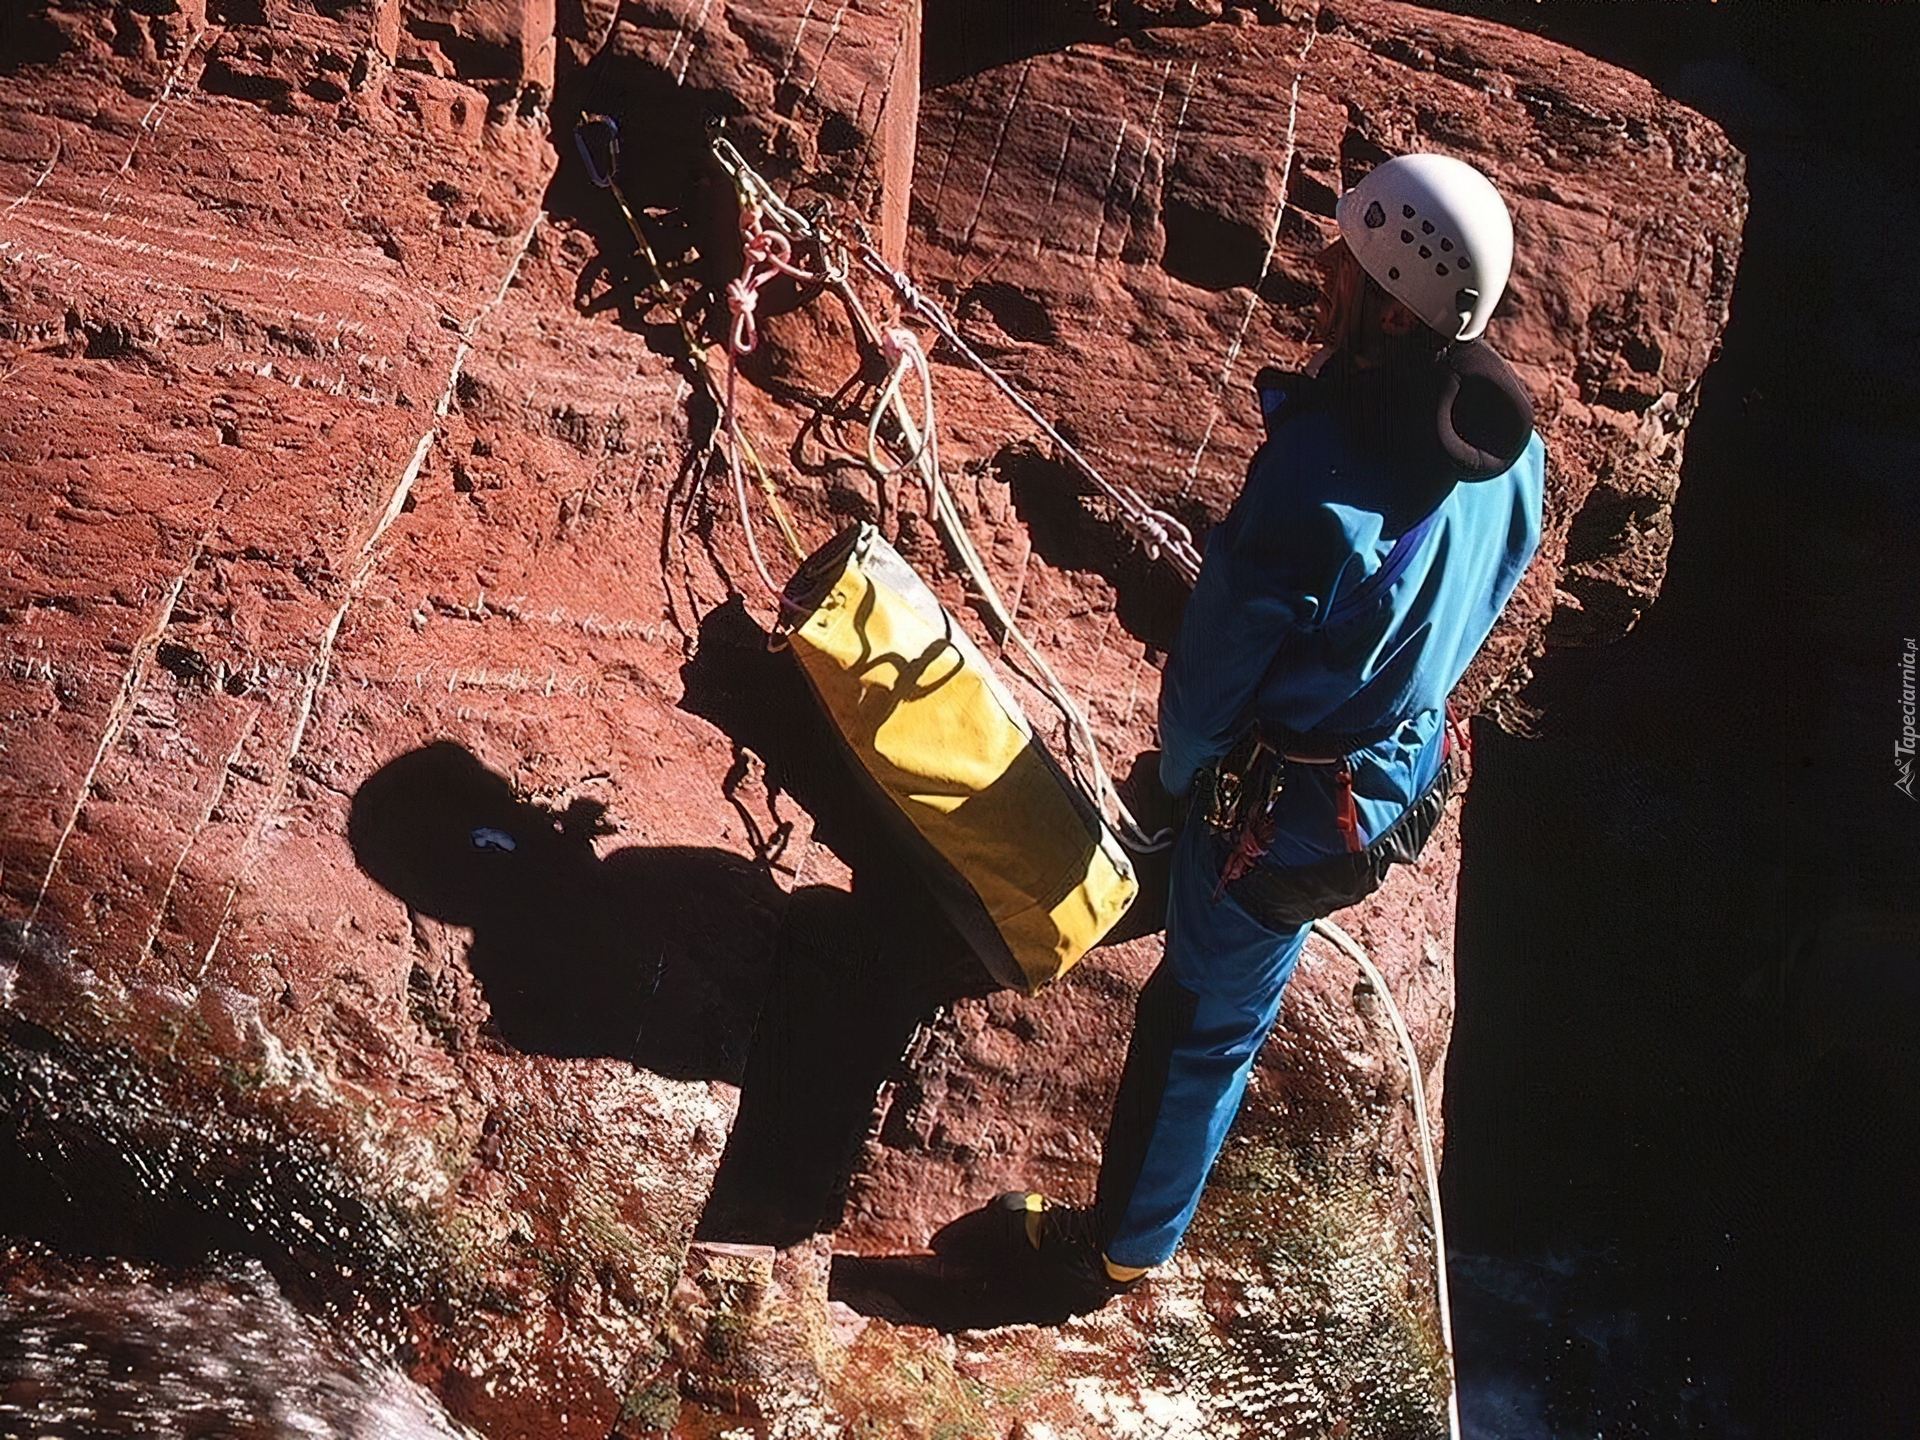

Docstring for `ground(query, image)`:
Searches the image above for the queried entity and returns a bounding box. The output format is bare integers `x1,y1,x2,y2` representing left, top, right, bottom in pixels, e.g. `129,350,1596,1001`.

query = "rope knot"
727,276,761,356
878,325,918,365
742,227,792,270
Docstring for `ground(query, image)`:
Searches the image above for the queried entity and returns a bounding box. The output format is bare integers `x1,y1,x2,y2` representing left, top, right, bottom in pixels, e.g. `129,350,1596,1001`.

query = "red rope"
722,206,818,598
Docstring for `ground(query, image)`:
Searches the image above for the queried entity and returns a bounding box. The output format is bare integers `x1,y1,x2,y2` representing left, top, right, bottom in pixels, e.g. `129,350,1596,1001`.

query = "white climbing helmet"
1334,153,1514,343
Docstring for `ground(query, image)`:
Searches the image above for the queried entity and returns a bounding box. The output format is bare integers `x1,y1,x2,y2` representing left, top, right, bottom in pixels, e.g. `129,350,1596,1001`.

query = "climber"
1001,154,1545,1309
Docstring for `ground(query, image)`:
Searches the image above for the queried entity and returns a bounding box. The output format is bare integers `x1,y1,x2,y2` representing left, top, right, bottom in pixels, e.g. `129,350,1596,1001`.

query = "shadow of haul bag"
779,523,1138,994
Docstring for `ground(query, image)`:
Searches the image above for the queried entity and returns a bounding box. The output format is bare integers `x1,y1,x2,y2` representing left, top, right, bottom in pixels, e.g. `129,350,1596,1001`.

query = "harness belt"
1228,754,1455,930
1199,719,1456,925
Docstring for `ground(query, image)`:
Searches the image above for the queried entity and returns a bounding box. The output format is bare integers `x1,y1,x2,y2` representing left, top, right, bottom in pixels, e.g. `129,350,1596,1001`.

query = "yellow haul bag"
782,523,1137,994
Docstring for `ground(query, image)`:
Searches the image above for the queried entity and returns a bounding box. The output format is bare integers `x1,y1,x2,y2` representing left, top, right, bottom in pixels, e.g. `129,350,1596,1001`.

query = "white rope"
713,135,1200,582
1311,917,1461,1440
853,240,1204,586
871,326,1169,853
726,369,785,599
865,250,1459,1440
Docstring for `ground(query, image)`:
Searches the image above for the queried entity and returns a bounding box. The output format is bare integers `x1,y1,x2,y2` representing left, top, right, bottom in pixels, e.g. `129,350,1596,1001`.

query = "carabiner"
574,113,620,190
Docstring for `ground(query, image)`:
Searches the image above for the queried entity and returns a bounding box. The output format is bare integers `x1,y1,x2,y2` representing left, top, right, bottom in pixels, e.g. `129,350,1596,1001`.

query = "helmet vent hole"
1418,245,1432,259
1388,266,1400,280
1421,220,1435,234
1458,255,1471,268
1436,263,1448,275
1403,204,1416,218
1401,230,1414,243
1440,238,1453,251
1364,200,1386,228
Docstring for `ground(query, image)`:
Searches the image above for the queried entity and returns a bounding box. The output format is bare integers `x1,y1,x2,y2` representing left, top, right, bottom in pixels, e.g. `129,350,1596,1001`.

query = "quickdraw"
1202,730,1285,899
574,114,695,334
574,115,804,598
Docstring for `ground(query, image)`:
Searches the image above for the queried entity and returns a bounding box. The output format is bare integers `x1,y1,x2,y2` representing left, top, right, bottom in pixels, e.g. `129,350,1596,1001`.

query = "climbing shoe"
992,1191,1149,1314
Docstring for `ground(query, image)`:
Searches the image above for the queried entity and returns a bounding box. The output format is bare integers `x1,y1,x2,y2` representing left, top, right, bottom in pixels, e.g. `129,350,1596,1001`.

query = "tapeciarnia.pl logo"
1899,638,1918,800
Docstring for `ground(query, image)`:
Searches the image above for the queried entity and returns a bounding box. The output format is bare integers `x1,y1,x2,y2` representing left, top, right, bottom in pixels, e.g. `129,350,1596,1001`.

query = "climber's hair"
1319,238,1450,358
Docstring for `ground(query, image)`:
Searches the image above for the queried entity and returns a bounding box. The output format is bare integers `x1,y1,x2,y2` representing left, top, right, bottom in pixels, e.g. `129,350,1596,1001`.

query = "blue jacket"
1159,345,1545,867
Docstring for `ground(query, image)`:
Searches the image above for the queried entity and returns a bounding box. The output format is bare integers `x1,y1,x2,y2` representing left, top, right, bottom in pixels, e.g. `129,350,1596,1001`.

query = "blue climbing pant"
1097,816,1310,1270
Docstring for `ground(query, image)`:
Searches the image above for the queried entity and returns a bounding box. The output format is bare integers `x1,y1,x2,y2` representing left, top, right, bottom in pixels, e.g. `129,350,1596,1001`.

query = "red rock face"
904,1,1746,690
0,0,1739,1433
0,0,909,1429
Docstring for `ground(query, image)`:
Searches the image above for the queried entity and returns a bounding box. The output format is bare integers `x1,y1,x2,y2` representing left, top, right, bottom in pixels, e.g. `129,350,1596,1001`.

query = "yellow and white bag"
781,523,1137,994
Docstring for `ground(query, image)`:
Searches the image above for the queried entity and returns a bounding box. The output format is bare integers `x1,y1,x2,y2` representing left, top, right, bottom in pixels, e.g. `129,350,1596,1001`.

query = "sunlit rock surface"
904,0,1748,696
0,0,1739,1432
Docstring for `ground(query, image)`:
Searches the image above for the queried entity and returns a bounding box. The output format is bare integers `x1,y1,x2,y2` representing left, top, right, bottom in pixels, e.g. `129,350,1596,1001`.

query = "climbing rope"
720,201,811,593
712,135,1195,587
864,326,937,485
848,232,1204,586
868,325,1166,852
1312,917,1461,1440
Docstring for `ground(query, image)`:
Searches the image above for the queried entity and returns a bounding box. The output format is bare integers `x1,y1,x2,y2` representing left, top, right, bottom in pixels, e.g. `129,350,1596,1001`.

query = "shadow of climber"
348,741,785,1083
349,595,1163,1257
